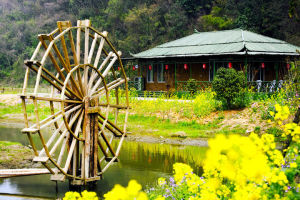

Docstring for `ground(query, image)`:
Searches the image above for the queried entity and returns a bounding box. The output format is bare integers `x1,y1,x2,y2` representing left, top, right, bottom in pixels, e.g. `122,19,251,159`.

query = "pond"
0,125,208,199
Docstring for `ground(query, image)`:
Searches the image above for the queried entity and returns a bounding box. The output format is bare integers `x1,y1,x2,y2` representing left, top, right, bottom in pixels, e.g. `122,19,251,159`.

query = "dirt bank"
126,134,208,146
0,141,37,169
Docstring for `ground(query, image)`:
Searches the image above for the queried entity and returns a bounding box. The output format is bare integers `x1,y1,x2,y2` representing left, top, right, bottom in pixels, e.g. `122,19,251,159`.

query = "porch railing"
176,80,284,93
128,80,144,91
247,80,284,93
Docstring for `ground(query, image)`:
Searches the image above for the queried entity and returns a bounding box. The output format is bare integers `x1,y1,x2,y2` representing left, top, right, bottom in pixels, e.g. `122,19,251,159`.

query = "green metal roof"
132,29,300,58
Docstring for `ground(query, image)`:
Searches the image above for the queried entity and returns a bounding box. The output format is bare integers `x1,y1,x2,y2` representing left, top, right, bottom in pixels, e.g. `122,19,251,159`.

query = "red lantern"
203,63,207,69
149,65,152,70
261,62,265,69
286,63,290,70
165,65,169,70
228,62,232,68
184,64,188,70
132,66,135,71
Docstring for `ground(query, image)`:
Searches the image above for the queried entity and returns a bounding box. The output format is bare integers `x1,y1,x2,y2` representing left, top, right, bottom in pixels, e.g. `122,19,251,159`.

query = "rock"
169,131,187,138
246,129,252,134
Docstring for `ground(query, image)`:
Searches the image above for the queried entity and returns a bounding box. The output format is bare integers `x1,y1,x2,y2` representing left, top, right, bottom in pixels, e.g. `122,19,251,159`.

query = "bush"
185,79,199,96
212,67,246,109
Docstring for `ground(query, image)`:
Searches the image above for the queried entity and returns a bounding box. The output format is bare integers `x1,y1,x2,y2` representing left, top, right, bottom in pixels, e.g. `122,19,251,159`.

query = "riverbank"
0,94,274,140
0,141,36,169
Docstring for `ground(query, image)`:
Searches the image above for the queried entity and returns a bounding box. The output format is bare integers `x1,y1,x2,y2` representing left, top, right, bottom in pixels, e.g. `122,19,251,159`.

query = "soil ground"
0,141,37,169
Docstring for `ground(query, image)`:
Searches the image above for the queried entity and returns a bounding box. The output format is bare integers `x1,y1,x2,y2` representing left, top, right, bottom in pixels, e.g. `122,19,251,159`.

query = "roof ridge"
157,41,244,48
193,28,242,34
241,30,288,44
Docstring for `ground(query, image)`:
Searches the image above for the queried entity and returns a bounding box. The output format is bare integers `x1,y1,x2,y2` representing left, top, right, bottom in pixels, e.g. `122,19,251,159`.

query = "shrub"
212,67,246,109
185,79,199,96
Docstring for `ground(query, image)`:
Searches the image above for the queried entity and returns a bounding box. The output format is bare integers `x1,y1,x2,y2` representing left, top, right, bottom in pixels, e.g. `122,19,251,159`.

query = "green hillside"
0,0,299,85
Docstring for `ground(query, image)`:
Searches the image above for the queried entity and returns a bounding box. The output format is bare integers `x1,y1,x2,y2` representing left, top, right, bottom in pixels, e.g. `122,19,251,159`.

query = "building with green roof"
132,29,299,92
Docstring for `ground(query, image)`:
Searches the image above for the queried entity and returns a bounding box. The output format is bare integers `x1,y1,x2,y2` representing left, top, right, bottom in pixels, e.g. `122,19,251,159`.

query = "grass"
114,113,246,138
0,140,32,168
0,103,51,120
0,141,21,147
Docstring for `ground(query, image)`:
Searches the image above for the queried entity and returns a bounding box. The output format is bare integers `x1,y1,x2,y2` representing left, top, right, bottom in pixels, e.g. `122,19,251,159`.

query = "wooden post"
83,97,100,182
84,98,90,179
175,62,177,90
213,61,216,80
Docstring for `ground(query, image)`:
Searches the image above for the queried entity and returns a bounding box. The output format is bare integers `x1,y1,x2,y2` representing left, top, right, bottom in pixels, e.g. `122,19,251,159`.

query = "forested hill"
0,0,299,85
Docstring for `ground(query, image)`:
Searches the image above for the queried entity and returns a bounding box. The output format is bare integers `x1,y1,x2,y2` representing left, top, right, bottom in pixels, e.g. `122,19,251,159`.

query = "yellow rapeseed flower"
157,177,166,186
103,180,148,200
154,195,165,200
290,162,297,168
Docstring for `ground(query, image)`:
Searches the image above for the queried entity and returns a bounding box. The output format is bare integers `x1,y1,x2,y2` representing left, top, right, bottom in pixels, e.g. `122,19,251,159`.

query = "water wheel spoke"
93,33,106,68
92,78,128,98
98,114,124,136
21,95,82,104
38,35,67,83
21,104,77,133
39,104,81,130
99,132,116,158
90,53,119,96
42,108,83,156
63,111,84,171
25,61,80,100
47,40,84,98
39,121,65,157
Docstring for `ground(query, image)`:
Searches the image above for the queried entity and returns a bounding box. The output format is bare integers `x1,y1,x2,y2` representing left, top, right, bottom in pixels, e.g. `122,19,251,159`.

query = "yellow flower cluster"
204,134,272,185
270,104,300,143
196,133,288,200
173,163,204,194
274,104,290,121
103,180,148,200
146,133,292,200
173,163,193,184
252,134,284,166
157,177,166,186
63,190,98,200
283,122,300,143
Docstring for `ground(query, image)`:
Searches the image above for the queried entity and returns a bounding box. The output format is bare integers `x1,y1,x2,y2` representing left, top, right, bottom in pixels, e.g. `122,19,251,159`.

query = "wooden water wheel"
19,20,129,185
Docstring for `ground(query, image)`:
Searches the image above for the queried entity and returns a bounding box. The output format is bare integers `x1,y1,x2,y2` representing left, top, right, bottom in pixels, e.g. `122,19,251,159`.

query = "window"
157,64,165,82
147,66,154,82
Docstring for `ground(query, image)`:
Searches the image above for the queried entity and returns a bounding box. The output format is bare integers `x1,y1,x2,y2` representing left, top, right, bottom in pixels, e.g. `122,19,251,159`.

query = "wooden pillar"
175,62,177,90
275,62,279,82
189,63,192,79
245,56,248,83
90,98,99,178
213,61,216,79
83,97,99,182
83,98,90,180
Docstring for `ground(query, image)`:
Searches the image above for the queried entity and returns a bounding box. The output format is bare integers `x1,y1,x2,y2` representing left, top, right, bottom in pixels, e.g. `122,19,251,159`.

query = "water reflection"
0,125,207,199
